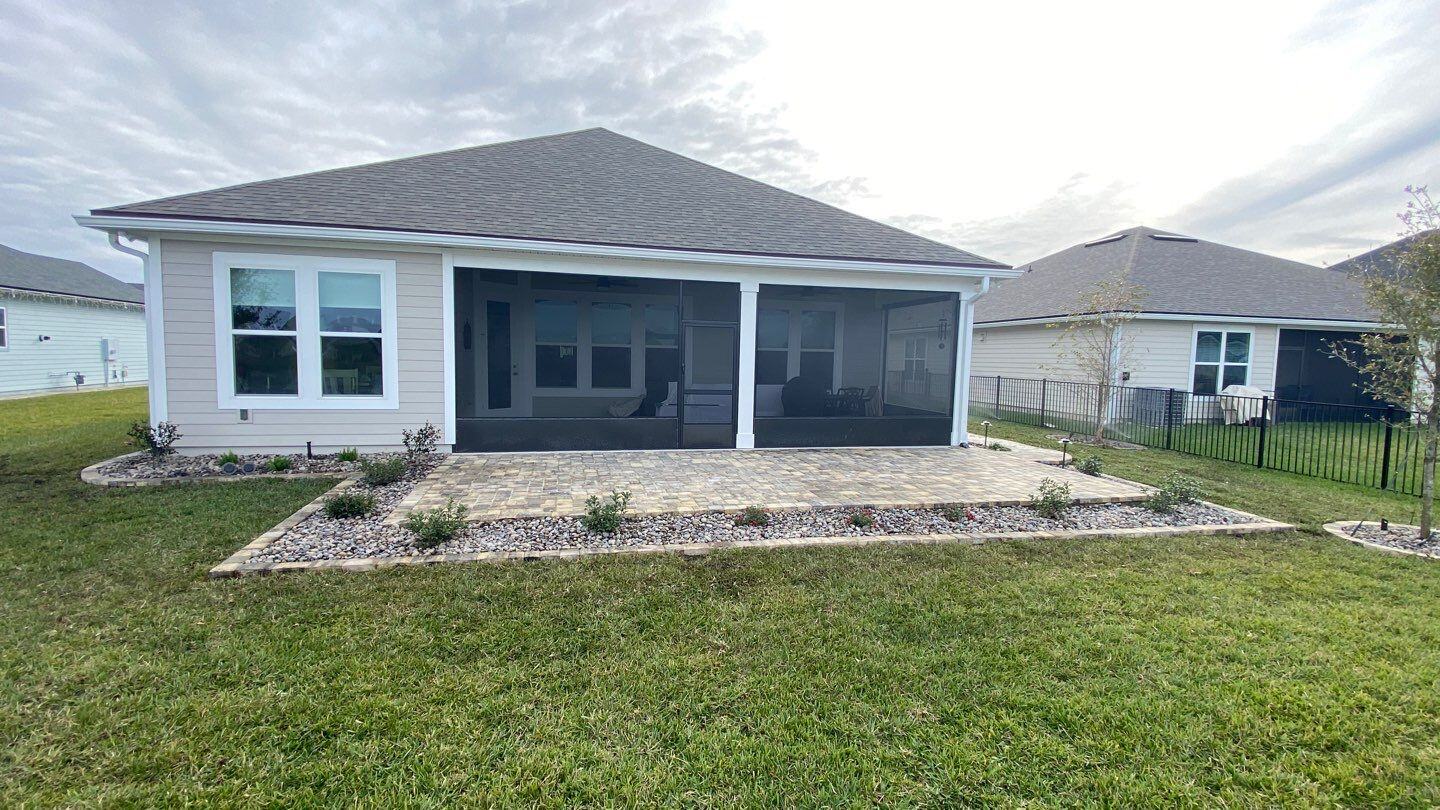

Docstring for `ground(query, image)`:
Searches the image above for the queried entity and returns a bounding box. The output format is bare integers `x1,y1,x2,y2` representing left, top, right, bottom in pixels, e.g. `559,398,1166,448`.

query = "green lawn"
3,389,1440,805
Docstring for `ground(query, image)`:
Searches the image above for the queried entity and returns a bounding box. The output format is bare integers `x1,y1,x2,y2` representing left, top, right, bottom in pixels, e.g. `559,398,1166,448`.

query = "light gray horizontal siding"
0,294,148,395
158,238,445,451
970,323,1084,382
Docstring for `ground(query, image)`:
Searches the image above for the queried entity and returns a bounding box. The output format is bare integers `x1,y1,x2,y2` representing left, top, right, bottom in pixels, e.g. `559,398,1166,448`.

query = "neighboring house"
0,243,148,396
77,128,1015,453
1328,229,1435,279
970,226,1386,409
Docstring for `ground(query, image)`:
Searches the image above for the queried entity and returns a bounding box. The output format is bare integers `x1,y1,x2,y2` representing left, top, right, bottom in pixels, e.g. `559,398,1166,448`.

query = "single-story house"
0,243,148,396
970,226,1387,410
78,128,1016,453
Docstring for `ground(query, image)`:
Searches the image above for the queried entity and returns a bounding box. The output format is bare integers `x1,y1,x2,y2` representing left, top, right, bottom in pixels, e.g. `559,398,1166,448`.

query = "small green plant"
735,505,771,527
847,508,876,528
359,457,407,486
337,447,360,462
1029,478,1072,520
324,491,376,519
1075,455,1104,476
402,498,468,548
941,504,977,523
986,442,1011,452
582,490,632,533
267,455,293,472
127,420,182,456
217,450,241,466
403,422,441,460
1145,472,1204,514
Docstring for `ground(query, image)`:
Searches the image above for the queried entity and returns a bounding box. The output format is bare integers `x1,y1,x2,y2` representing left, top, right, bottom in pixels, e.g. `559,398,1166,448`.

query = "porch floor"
391,444,1150,523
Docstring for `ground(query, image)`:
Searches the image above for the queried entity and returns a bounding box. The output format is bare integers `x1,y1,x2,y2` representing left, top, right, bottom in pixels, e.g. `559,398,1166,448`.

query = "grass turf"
1,388,1438,805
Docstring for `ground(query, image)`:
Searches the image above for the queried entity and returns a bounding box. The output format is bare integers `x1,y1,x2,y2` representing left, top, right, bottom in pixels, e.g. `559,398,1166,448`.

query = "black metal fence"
969,374,1426,496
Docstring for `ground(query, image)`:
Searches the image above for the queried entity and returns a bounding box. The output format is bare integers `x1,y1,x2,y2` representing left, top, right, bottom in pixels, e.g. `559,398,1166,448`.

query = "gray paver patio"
390,445,1150,523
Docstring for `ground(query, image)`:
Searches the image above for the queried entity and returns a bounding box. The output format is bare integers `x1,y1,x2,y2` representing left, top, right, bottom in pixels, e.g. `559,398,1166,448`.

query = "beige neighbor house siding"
1121,320,1278,394
158,238,444,453
971,323,1084,381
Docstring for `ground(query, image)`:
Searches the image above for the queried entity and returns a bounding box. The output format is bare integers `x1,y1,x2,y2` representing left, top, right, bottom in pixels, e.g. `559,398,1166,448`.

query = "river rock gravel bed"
251,491,1257,564
99,451,390,479
1345,523,1440,557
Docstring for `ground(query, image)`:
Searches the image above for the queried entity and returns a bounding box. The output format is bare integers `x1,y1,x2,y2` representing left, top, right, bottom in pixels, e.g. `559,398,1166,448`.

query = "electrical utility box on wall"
100,338,118,361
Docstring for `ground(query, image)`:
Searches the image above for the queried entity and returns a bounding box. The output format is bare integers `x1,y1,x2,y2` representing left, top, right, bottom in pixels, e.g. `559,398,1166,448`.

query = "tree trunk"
1094,383,1107,445
1422,403,1437,540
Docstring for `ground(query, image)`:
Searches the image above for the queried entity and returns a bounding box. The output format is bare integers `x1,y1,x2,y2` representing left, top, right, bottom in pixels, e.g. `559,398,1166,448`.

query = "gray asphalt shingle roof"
974,226,1376,324
0,243,144,304
1328,230,1435,279
93,128,1005,269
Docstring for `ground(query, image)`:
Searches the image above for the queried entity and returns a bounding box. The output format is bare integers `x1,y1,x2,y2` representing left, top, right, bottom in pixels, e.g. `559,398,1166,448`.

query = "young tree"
1049,273,1147,444
1335,186,1440,539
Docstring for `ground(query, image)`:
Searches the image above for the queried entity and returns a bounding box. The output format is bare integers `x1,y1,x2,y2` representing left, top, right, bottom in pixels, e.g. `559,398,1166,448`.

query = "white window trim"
0,305,8,350
212,252,399,410
529,289,674,397
1189,326,1253,395
754,302,845,390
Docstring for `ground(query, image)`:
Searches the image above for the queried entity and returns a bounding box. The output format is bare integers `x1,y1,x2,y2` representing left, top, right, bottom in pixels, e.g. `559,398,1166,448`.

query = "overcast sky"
2,0,1436,282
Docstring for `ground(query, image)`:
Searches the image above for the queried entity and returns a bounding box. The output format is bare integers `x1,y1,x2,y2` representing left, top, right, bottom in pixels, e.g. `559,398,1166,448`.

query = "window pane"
645,347,679,384
534,300,577,343
1194,331,1222,363
757,309,789,349
321,336,384,396
0,308,6,325
591,346,631,388
536,345,577,387
1224,332,1251,363
799,351,833,386
318,272,382,333
591,303,631,345
233,334,297,395
756,350,788,385
800,310,836,349
231,267,296,331
1192,364,1218,395
644,305,678,346
1222,364,1248,388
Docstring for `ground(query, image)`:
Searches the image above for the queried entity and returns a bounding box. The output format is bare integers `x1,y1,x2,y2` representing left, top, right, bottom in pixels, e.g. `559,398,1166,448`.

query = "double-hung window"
903,337,927,388
590,302,632,388
214,253,398,409
534,300,578,388
0,306,7,349
1191,329,1250,394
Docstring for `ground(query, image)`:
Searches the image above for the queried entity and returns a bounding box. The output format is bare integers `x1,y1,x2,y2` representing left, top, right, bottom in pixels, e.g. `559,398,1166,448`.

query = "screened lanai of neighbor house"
78,128,1013,455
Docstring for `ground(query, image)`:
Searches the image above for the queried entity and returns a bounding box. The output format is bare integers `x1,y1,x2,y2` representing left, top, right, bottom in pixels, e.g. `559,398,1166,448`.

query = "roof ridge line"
92,127,611,215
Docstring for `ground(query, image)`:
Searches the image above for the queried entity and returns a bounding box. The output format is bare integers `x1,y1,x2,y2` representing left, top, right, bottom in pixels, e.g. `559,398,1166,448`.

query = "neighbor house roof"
974,226,1376,325
1328,230,1436,279
91,128,1005,269
0,243,144,304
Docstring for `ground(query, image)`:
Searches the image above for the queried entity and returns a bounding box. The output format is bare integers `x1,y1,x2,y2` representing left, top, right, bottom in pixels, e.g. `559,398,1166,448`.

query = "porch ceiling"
389,445,1149,523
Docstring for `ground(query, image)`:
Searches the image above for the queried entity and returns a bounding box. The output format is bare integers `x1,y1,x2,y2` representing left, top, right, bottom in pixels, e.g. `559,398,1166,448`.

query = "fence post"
995,374,1001,417
1255,396,1269,468
1380,404,1395,490
1039,378,1048,427
1164,388,1175,450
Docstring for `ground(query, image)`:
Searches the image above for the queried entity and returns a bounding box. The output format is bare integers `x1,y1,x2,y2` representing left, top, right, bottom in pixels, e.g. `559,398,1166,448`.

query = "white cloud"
0,0,1436,280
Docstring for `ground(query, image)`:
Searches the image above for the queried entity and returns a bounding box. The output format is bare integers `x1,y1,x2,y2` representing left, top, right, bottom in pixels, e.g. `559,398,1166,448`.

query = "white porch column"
736,280,759,448
950,293,977,446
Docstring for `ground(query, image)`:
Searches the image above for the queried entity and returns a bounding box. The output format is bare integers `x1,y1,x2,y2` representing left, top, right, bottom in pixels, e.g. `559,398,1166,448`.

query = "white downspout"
106,231,167,426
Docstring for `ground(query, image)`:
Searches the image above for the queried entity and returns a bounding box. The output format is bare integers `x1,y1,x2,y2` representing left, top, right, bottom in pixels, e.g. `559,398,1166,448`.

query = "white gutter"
976,312,1390,330
76,214,1021,280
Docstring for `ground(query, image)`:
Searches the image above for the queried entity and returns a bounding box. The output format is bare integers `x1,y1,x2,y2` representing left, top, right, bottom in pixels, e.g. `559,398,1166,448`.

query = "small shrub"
359,457,408,486
127,421,182,456
403,422,441,460
217,450,241,466
941,504,977,523
985,442,1011,452
1075,455,1104,477
582,490,632,533
402,498,468,548
324,491,376,519
735,505,771,527
848,509,876,528
267,455,293,472
1029,478,1072,520
1145,472,1203,513
337,447,360,462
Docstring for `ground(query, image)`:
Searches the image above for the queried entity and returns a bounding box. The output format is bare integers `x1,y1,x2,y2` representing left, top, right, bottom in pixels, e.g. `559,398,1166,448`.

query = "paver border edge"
81,451,348,488
1322,520,1440,561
